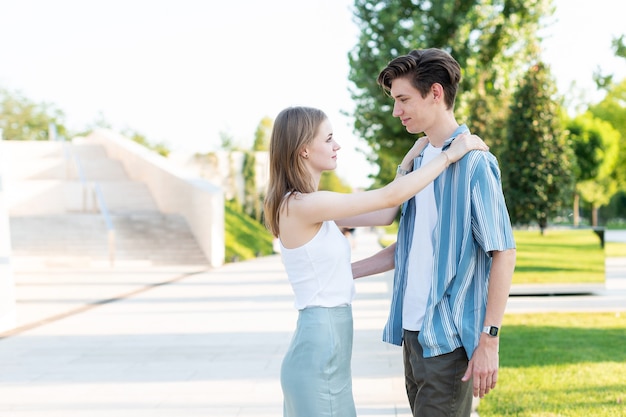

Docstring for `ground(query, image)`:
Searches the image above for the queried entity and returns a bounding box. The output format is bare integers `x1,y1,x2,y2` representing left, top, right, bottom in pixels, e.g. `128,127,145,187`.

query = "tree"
567,113,620,226
348,0,552,188
242,151,261,221
600,191,626,222
219,131,240,204
242,117,274,222
122,128,170,157
0,88,67,141
219,130,236,152
614,34,626,58
319,171,352,193
253,116,272,151
74,111,112,137
503,62,574,233
586,35,626,224
588,79,626,190
592,34,626,92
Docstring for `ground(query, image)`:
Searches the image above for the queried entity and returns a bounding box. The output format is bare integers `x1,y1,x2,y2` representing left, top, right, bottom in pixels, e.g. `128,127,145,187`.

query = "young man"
352,48,516,417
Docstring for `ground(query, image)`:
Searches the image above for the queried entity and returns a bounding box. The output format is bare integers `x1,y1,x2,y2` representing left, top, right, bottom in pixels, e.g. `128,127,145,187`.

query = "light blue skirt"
281,305,356,417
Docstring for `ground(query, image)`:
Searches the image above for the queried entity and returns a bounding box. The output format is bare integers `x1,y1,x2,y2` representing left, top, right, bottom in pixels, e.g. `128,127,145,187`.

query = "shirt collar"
418,124,470,158
442,124,470,150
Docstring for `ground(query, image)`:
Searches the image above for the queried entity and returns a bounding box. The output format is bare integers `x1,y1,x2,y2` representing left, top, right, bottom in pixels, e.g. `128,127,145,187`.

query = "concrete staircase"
5,139,209,267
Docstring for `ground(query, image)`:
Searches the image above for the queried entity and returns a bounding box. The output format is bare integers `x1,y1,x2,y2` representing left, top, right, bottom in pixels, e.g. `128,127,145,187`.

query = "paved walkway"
1,230,625,416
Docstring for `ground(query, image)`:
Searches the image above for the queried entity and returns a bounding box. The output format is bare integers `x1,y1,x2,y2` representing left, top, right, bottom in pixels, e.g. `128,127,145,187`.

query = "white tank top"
280,221,355,310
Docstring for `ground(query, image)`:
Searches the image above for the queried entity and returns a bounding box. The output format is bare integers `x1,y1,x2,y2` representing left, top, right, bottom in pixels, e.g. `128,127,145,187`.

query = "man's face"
389,77,434,134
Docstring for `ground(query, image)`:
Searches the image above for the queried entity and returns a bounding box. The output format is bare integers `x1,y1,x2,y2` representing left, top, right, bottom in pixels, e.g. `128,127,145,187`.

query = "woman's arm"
336,137,429,228
293,133,487,224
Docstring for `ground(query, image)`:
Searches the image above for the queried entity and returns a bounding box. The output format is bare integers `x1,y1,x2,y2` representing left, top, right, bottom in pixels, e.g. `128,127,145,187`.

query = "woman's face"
303,118,341,173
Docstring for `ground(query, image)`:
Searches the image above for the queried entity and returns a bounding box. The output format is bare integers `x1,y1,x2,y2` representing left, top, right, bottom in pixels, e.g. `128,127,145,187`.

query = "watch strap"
397,165,410,176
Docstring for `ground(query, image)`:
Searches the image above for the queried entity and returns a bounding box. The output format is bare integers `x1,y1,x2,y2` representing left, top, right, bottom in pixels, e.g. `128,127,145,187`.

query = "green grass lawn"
513,230,605,284
606,241,626,258
478,312,626,416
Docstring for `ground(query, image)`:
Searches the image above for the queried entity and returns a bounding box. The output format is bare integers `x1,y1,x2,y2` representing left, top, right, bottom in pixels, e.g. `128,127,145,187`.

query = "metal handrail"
67,143,116,266
93,182,115,266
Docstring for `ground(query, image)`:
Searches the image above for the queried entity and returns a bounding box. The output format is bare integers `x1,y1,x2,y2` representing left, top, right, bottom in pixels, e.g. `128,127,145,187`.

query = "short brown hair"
377,48,461,110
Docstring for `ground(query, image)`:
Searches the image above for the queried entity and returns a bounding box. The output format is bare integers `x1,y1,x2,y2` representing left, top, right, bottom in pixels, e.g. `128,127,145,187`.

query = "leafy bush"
224,199,274,262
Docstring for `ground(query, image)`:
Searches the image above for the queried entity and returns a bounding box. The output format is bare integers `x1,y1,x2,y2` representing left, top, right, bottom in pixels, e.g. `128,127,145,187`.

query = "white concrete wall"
170,150,269,204
0,138,17,332
88,129,225,268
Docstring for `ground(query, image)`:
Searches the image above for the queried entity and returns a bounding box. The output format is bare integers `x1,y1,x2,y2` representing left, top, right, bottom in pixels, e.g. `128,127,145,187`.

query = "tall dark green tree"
503,62,573,233
348,0,552,188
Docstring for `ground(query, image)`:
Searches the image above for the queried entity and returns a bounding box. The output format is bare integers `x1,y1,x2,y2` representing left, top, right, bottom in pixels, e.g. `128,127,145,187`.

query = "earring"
303,153,309,159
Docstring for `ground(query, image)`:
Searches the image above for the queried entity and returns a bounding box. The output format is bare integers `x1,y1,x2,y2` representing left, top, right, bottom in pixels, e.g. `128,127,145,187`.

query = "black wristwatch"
482,326,499,337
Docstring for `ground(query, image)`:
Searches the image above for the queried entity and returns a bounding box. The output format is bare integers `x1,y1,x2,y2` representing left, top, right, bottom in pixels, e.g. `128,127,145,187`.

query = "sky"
1,0,625,188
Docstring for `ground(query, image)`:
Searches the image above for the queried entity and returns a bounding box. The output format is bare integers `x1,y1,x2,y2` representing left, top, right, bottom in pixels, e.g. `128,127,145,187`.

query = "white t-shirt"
402,144,442,331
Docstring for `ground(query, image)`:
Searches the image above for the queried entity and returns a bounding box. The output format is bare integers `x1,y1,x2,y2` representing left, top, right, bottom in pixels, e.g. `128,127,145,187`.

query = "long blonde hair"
264,106,327,237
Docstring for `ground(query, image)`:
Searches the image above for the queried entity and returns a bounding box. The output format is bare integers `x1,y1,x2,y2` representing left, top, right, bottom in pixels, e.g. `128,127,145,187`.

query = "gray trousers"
403,330,473,417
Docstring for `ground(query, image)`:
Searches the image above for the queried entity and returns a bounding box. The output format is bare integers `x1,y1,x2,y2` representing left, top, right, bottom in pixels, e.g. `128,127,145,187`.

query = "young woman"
264,106,487,417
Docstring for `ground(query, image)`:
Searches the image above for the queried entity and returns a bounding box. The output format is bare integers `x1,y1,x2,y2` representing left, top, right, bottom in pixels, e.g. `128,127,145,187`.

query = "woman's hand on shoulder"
445,133,488,163
400,136,429,170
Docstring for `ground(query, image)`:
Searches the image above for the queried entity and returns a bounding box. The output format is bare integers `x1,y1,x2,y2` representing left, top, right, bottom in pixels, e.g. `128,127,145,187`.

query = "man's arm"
483,248,517,330
462,248,516,398
352,242,396,279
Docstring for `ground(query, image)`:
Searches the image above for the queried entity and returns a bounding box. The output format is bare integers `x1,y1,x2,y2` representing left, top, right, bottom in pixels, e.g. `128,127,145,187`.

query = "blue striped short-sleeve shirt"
382,125,516,359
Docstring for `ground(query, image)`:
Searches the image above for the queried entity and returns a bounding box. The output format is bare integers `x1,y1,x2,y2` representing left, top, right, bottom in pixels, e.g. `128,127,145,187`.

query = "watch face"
488,326,499,336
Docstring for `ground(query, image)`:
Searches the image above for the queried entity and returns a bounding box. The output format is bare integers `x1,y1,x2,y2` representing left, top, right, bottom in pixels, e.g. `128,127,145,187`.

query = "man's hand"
461,334,499,398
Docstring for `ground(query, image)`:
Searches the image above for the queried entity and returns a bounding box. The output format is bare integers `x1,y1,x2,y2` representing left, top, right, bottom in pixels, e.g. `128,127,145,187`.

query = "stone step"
93,181,158,212
8,181,158,215
4,142,128,181
5,139,215,267
9,214,208,267
71,158,129,181
70,140,110,159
